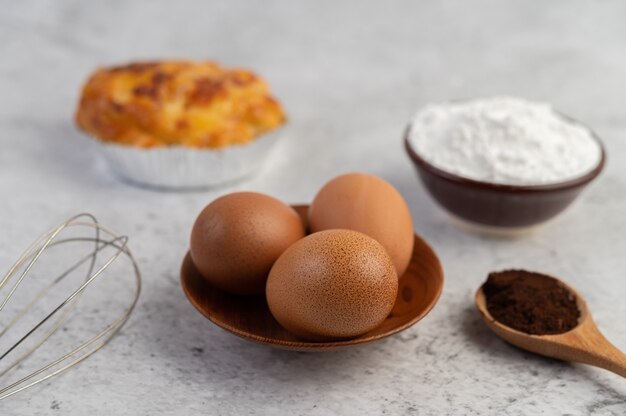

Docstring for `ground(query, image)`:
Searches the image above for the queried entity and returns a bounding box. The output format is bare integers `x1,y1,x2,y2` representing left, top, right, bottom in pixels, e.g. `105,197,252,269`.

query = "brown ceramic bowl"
404,124,606,230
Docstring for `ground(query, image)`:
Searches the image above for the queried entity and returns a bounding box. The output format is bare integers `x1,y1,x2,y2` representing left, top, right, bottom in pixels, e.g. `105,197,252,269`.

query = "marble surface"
1,1,626,414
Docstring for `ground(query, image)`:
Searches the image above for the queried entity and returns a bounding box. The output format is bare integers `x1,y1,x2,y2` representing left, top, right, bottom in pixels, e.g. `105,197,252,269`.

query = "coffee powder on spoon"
482,270,580,335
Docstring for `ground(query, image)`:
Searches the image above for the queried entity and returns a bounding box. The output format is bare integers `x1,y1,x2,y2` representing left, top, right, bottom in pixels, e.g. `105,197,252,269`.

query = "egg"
190,192,305,295
266,229,398,340
308,173,414,277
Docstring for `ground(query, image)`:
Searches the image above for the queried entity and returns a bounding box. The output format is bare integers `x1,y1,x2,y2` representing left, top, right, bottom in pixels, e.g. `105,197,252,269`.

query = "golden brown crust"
75,61,286,148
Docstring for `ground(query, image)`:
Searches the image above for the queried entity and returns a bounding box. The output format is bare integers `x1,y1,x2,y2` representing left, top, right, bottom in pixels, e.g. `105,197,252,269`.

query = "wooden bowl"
180,205,444,351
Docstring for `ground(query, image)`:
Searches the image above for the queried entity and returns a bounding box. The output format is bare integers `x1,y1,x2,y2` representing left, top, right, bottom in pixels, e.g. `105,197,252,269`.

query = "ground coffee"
482,270,580,335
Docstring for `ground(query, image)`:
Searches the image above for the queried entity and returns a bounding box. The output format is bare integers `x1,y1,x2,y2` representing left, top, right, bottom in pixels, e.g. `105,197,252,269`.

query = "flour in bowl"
408,97,602,185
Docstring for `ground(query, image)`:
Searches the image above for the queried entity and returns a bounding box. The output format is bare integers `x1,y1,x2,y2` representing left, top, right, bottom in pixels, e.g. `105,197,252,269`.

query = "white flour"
408,97,602,185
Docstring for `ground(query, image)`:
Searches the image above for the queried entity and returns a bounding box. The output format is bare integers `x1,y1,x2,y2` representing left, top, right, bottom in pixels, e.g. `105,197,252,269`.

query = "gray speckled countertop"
1,1,626,415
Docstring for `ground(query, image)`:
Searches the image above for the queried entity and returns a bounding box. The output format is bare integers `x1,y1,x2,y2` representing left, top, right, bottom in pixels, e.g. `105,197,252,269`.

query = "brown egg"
308,173,414,277
266,229,398,340
190,192,305,295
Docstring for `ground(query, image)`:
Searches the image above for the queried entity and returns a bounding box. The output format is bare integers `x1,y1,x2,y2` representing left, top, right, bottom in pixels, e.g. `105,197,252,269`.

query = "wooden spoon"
475,276,626,378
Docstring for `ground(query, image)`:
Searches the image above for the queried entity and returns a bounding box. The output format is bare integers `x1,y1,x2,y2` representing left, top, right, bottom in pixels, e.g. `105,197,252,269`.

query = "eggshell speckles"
308,173,415,277
266,229,398,340
190,192,305,295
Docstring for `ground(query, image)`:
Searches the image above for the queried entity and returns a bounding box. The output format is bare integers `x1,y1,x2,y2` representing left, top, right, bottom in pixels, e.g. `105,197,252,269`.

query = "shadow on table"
142,276,394,389
459,304,626,398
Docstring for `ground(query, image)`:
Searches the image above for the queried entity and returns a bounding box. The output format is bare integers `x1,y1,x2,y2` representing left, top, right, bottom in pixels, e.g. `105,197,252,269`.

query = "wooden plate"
180,205,444,351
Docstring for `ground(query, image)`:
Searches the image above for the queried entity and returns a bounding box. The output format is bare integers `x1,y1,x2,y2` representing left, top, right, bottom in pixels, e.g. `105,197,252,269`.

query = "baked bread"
75,61,286,148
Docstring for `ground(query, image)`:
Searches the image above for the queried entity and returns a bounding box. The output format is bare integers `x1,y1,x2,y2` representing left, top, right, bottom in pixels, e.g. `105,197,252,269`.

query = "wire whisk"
0,214,141,400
